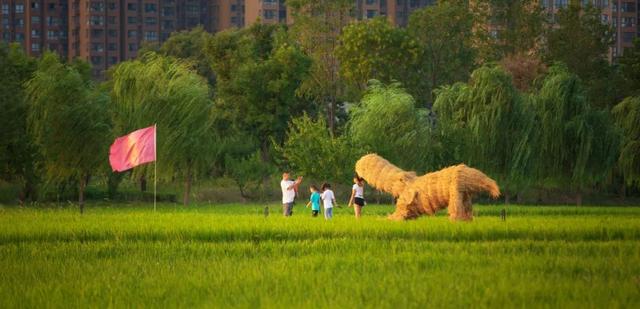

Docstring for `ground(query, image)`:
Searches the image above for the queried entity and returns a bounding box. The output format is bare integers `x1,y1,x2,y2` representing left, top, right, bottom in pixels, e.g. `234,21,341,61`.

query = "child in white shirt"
321,182,337,220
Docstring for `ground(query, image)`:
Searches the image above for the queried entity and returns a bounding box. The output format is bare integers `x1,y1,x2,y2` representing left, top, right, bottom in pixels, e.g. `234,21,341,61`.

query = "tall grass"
1,204,639,308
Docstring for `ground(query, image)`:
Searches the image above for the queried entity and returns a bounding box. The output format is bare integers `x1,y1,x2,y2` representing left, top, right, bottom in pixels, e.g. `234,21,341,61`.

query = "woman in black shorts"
348,176,366,219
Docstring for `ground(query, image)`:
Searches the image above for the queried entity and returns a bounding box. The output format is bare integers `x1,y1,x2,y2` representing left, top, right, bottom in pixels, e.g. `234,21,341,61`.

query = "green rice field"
1,203,639,308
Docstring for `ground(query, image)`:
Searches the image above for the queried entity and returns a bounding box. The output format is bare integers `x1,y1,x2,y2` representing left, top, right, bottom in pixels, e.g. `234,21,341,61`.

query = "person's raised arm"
287,176,303,190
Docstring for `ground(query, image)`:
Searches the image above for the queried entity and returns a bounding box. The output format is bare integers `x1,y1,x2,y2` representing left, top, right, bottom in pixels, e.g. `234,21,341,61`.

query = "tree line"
1,0,639,208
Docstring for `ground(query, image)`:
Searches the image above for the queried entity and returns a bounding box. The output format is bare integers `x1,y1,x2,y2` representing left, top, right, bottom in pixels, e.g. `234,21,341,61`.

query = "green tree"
155,26,216,85
618,38,640,96
545,1,616,108
0,43,37,203
433,65,536,202
349,81,433,172
109,53,214,205
408,1,476,105
225,151,275,200
278,114,359,184
288,0,354,132
206,24,312,160
25,52,110,212
532,64,620,205
336,18,418,101
612,97,640,189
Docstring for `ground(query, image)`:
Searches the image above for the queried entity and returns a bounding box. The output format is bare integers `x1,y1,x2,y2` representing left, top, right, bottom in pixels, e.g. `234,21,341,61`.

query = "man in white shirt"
281,172,303,217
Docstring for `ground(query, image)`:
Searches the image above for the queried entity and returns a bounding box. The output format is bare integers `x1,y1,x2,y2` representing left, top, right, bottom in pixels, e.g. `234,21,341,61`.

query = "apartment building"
541,0,638,57
0,0,245,76
243,0,435,27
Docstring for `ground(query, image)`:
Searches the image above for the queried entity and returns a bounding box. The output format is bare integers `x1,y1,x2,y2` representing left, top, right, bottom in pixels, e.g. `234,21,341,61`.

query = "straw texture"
355,154,500,221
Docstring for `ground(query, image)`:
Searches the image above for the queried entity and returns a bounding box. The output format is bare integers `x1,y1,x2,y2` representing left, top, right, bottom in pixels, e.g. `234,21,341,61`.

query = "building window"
2,19,10,28
109,56,118,65
109,2,116,10
91,29,104,38
107,43,116,51
31,43,40,52
48,3,55,11
162,7,174,17
621,2,636,12
144,31,157,41
31,2,39,10
264,10,275,19
2,4,9,14
48,17,61,26
144,17,157,25
16,4,24,13
128,3,137,11
91,2,105,12
31,16,40,24
279,10,287,21
162,20,174,30
623,32,635,43
108,29,117,37
555,0,568,8
144,3,156,12
128,43,137,51
90,16,104,25
186,5,199,14
621,17,635,28
31,30,40,37
231,4,237,11
90,56,102,65
366,10,377,18
47,30,57,39
128,30,137,38
16,18,24,27
366,0,376,4
92,43,104,52
107,16,116,24
128,16,137,24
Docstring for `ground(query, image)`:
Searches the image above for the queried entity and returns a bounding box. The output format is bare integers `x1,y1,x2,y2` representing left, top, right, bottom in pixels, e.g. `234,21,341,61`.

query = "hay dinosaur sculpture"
355,154,500,221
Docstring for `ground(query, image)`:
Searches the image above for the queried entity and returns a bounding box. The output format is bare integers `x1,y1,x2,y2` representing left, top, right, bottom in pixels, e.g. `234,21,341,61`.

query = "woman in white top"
348,176,366,219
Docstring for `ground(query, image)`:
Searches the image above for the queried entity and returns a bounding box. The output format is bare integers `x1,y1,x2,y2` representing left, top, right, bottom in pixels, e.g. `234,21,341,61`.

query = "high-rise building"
0,0,245,76
244,0,288,26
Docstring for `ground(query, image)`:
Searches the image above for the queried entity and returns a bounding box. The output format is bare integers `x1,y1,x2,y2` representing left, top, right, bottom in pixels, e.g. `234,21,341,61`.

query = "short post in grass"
264,206,269,217
501,208,506,221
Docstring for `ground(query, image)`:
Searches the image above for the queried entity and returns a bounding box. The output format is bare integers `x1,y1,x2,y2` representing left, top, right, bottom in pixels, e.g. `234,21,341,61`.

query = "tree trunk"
183,165,192,206
620,182,626,201
504,192,511,205
140,175,147,192
79,175,87,214
576,191,582,207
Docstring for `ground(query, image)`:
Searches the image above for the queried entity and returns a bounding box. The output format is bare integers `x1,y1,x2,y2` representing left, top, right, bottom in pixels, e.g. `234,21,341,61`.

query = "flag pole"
154,123,157,212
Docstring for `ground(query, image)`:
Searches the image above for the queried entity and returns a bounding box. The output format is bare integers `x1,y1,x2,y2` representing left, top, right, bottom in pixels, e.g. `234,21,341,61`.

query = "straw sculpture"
355,154,500,221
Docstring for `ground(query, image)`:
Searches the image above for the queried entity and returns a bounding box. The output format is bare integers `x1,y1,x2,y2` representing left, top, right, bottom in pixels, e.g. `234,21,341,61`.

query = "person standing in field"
348,176,366,219
281,172,303,217
321,183,337,220
306,185,321,217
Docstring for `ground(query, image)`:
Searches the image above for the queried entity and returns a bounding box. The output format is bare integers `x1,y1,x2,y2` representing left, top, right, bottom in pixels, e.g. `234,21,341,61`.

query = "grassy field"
1,203,640,308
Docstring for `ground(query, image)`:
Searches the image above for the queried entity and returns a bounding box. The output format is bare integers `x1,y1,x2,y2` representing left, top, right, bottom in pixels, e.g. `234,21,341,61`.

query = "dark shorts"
354,197,365,207
312,210,319,217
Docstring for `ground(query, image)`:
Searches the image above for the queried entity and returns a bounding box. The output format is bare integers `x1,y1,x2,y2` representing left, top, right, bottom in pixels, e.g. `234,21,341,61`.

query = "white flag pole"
154,124,157,212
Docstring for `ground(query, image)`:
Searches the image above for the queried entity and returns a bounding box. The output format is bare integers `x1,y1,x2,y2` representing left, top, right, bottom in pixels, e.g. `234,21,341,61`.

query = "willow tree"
532,64,620,205
109,53,214,205
349,81,433,173
433,65,535,203
25,52,110,212
612,97,640,191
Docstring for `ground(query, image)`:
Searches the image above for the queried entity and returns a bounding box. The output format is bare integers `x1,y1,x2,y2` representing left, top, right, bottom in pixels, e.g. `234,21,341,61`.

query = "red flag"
109,125,156,172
